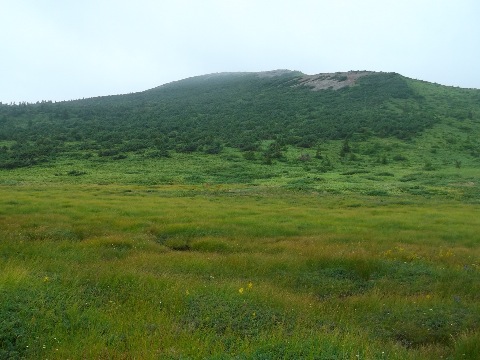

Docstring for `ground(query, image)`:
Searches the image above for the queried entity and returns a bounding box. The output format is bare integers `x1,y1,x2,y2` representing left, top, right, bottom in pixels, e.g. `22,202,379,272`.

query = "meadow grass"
1,182,479,359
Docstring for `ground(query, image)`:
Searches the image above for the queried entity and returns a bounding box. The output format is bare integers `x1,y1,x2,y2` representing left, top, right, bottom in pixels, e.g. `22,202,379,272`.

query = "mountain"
0,70,479,171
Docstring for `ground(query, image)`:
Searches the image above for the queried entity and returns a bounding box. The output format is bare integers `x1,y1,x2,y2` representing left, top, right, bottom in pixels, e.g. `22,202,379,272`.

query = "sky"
1,0,479,103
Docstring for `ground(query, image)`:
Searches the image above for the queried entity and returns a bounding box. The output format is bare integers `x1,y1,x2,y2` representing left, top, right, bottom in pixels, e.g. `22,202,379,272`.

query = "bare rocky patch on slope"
296,71,375,91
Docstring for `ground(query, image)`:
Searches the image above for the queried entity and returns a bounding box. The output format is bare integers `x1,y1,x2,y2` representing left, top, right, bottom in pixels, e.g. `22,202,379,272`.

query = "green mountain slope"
1,70,478,168
0,70,479,200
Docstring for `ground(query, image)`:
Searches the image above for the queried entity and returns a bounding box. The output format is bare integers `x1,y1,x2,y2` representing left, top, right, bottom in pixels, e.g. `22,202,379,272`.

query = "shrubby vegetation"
1,71,479,169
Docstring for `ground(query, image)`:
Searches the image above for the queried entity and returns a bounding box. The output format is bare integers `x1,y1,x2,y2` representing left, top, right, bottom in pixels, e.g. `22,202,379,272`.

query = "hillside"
0,70,478,162
0,70,479,198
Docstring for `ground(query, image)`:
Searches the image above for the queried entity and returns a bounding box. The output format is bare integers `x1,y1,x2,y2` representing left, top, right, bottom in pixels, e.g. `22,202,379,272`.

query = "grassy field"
1,176,479,359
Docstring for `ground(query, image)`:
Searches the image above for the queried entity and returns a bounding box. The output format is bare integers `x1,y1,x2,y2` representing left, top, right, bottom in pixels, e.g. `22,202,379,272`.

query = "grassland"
1,154,480,359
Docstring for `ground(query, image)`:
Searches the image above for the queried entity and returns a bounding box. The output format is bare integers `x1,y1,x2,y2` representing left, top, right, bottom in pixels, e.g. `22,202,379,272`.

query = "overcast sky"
1,0,479,103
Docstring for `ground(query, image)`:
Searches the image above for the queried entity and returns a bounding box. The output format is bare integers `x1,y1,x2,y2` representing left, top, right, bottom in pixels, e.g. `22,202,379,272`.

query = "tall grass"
0,184,479,358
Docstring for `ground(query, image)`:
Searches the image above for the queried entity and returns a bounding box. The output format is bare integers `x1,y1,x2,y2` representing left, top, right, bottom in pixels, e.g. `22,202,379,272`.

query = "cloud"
1,0,479,103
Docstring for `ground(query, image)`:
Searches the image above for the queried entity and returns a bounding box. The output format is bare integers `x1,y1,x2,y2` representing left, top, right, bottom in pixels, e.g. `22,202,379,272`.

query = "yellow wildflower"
239,287,244,294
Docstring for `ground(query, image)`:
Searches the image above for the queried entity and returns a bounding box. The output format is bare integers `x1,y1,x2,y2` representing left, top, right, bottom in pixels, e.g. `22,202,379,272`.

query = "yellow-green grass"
1,184,479,359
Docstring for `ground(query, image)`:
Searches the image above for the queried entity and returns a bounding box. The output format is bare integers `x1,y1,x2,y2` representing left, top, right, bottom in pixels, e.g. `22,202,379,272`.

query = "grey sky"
1,0,479,103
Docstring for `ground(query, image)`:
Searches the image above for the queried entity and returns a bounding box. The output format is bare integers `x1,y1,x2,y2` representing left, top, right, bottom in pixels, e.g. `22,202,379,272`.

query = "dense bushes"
1,71,478,168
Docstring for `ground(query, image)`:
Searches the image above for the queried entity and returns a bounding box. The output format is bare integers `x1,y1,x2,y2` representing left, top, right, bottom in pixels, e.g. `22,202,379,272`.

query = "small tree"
262,141,284,164
339,138,351,157
319,156,333,172
243,151,256,161
298,153,311,162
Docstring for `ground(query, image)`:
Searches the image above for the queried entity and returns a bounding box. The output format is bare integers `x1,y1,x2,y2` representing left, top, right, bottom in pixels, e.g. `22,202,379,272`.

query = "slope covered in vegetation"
1,70,479,170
